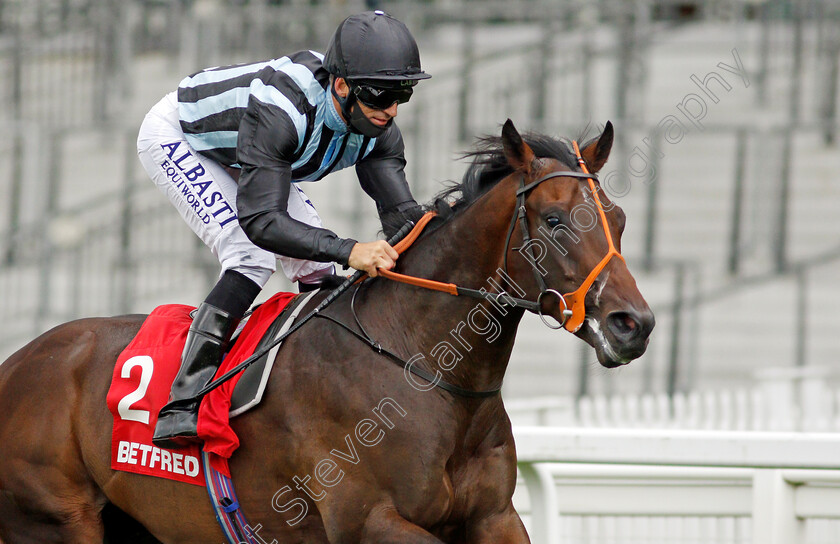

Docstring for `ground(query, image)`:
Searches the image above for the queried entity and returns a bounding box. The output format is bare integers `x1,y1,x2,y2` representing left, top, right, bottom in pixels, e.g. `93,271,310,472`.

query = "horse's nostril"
607,309,655,343
607,312,640,339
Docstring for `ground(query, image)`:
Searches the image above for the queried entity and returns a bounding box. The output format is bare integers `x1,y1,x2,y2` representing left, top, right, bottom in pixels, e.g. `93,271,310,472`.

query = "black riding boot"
152,303,237,449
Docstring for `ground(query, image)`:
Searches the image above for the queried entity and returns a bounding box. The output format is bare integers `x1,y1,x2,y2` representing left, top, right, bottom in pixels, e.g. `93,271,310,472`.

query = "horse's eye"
545,216,561,228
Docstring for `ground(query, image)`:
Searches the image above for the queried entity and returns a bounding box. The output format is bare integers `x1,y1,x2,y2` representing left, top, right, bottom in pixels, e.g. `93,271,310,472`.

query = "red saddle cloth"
106,292,297,484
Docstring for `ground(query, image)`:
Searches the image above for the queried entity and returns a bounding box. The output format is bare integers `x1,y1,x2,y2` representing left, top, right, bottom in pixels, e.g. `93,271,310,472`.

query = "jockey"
136,10,430,448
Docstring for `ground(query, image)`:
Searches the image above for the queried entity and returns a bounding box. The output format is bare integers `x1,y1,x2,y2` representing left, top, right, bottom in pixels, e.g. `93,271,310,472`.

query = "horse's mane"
432,132,579,214
379,130,581,237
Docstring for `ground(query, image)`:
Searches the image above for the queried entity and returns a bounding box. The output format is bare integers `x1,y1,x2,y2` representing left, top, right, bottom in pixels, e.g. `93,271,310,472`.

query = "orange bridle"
376,140,624,333
559,141,625,332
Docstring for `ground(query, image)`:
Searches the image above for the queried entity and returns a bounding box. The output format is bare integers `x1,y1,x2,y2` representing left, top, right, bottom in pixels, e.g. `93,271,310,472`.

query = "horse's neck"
361,177,524,393
409,176,519,288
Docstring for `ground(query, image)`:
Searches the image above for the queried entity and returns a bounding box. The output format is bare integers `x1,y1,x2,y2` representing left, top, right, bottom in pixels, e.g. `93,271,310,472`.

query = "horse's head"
499,119,654,367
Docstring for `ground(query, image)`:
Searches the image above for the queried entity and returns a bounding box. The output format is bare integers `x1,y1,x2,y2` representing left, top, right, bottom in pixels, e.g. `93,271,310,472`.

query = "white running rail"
513,427,840,544
506,371,840,432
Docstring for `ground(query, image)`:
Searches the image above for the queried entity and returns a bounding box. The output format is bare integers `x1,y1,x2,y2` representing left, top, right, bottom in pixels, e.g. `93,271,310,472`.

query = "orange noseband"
559,141,624,332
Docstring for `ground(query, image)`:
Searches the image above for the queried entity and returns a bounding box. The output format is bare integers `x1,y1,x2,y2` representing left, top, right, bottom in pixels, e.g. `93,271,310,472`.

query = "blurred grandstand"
0,0,839,405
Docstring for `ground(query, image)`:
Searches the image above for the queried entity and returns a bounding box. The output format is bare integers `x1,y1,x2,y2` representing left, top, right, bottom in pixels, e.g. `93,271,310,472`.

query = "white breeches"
137,91,334,287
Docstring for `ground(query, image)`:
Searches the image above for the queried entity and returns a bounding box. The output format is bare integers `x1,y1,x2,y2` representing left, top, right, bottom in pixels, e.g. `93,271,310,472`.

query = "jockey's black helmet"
324,11,431,88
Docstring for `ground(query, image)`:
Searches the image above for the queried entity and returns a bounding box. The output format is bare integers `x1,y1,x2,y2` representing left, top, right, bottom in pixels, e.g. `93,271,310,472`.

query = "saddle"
227,290,317,417
106,290,318,484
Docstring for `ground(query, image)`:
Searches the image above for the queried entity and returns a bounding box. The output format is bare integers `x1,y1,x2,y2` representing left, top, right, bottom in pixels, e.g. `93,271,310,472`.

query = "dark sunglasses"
351,84,413,110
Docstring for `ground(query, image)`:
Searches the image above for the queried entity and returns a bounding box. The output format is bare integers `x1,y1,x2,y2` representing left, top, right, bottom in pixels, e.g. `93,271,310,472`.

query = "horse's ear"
580,121,614,173
502,119,536,174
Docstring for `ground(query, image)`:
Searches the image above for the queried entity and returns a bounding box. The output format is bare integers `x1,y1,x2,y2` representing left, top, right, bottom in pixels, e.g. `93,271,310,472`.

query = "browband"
516,171,597,196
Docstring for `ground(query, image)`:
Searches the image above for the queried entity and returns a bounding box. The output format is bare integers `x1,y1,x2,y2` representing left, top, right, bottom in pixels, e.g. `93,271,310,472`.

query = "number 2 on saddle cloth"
106,291,298,483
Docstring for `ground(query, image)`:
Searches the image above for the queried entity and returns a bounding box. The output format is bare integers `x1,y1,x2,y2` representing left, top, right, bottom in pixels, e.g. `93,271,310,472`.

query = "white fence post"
519,462,560,544
515,428,840,543
751,469,804,544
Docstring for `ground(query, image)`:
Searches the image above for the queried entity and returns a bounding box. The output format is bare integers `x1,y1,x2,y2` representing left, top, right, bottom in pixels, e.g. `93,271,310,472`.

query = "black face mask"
331,82,390,138
348,101,392,138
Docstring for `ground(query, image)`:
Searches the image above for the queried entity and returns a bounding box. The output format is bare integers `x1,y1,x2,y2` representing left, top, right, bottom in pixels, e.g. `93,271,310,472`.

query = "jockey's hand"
348,241,399,278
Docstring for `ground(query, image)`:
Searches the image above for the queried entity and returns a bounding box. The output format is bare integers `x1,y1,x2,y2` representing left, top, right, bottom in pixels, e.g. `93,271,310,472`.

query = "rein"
376,140,624,333
316,212,503,399
188,220,502,403
189,142,623,403
378,214,541,312
315,292,500,399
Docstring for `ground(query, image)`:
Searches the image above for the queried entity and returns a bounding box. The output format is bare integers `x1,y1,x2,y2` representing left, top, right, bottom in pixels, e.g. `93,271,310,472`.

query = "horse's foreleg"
358,506,446,544
0,503,104,544
467,504,530,544
0,485,105,544
59,509,105,544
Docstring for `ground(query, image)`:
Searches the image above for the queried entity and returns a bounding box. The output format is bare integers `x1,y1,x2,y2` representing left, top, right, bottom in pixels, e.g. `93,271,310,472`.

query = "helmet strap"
330,81,354,126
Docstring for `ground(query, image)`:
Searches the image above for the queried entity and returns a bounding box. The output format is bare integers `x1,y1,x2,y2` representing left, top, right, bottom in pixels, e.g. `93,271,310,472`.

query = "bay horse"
0,120,653,543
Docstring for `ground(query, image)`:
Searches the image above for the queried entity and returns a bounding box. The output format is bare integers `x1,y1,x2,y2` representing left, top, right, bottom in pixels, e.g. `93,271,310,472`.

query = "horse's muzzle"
604,308,655,363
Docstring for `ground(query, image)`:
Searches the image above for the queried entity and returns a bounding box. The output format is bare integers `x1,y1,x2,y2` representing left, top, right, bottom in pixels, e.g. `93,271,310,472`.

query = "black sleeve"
355,124,423,237
235,100,357,265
